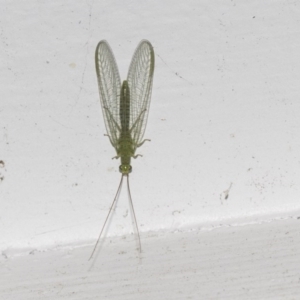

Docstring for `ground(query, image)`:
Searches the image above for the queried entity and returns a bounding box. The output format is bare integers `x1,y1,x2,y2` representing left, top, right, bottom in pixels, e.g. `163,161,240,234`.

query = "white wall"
1,0,300,255
0,1,300,252
2,1,300,299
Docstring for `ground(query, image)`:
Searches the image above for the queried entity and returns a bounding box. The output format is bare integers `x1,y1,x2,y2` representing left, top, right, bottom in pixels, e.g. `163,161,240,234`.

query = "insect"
89,40,155,260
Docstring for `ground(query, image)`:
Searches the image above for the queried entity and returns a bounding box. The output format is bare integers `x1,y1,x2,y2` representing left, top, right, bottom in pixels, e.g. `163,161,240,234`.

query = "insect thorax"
118,132,135,155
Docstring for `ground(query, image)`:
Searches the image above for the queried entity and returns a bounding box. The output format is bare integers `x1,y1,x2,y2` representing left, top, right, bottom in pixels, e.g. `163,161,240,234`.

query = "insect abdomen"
120,80,130,132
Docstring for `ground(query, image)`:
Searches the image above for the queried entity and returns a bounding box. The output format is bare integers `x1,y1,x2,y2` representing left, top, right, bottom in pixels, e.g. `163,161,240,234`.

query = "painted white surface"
1,218,300,299
1,0,300,297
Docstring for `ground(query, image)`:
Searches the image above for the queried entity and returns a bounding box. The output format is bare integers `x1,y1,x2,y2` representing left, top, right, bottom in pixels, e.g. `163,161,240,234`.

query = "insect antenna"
126,175,142,252
89,175,124,261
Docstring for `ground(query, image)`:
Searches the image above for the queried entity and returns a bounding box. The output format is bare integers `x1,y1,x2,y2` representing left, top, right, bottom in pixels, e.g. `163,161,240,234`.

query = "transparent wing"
95,40,121,147
127,40,155,145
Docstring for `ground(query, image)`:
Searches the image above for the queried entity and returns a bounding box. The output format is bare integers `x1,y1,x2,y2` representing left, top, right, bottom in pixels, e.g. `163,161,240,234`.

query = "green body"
118,80,133,174
90,39,154,259
95,39,154,174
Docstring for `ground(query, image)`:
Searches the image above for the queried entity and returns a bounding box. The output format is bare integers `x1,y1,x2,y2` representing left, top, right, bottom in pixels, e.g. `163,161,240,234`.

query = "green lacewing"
89,40,155,259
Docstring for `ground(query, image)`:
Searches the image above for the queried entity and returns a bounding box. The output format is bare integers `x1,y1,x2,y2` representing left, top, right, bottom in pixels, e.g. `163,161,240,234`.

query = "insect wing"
127,40,155,146
95,40,121,147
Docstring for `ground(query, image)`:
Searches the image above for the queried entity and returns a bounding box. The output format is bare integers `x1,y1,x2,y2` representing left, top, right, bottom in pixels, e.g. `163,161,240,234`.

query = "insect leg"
133,138,151,158
103,106,121,131
104,134,116,148
136,139,151,148
129,109,147,133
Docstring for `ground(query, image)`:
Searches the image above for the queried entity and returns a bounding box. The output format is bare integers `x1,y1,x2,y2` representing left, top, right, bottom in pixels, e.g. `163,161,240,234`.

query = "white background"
1,1,300,298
